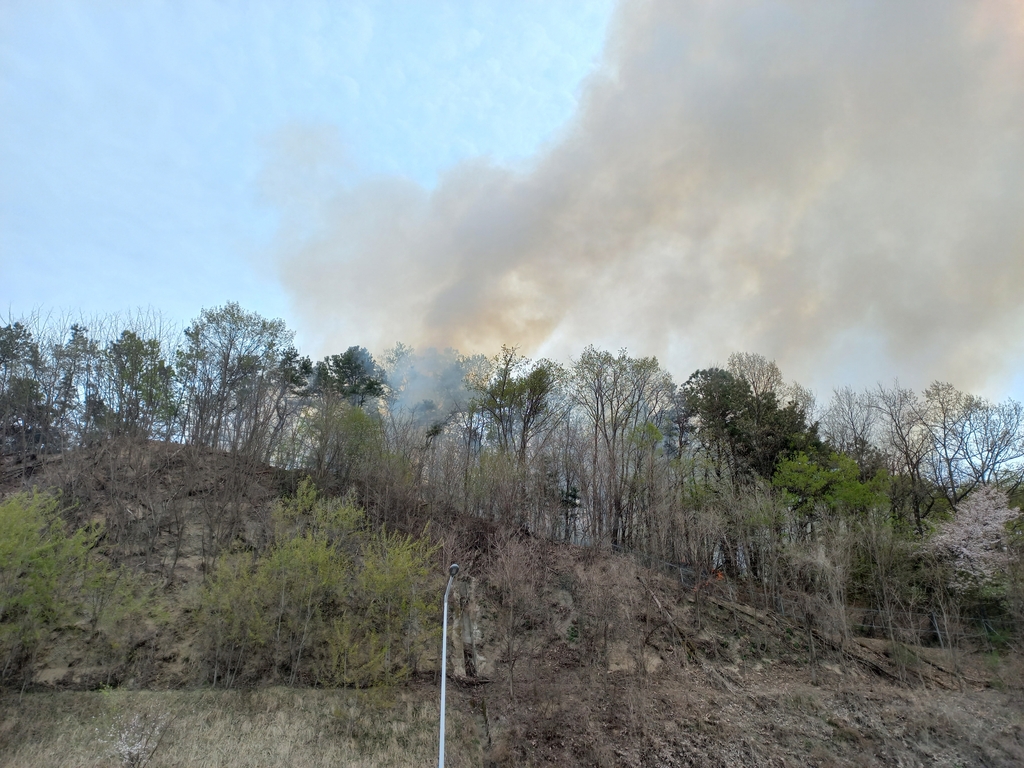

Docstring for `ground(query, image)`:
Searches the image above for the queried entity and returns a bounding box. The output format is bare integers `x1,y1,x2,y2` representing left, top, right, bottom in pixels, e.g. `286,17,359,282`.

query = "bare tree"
873,382,934,532
488,530,540,700
174,303,297,459
915,383,1024,509
569,347,673,547
727,352,783,401
822,386,879,469
918,382,977,509
963,398,1024,493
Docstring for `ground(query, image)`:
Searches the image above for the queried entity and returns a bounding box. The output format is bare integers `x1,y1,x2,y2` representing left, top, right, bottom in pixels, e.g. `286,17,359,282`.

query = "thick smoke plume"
268,0,1024,396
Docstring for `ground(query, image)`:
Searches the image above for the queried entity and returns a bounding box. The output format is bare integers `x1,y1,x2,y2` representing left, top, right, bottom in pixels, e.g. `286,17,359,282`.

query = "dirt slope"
2,441,1022,766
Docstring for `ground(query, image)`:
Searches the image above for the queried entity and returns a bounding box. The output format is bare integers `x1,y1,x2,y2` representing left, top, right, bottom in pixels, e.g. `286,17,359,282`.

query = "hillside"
1,441,1022,767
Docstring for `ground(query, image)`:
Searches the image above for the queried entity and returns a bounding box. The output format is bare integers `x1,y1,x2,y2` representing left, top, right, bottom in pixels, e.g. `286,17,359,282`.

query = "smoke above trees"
266,0,1024,398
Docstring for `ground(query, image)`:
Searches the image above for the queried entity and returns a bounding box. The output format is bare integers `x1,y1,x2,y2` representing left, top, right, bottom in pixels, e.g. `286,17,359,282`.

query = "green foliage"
272,478,364,544
198,524,348,687
0,320,51,453
1,491,72,677
0,490,144,684
773,452,889,521
469,345,560,464
566,621,579,644
293,396,384,488
98,330,174,437
261,533,343,684
80,556,156,640
682,367,820,486
197,482,439,688
348,527,437,683
846,506,925,621
197,553,262,688
315,346,386,407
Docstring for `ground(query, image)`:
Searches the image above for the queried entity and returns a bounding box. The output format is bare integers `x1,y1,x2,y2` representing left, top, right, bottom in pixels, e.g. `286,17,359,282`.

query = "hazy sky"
2,1,612,325
3,1,1023,402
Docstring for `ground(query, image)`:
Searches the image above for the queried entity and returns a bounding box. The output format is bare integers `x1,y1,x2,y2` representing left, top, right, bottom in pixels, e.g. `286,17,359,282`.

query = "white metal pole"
438,564,459,768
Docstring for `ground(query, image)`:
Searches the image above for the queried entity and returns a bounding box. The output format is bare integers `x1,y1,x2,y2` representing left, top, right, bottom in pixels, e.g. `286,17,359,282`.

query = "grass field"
0,684,486,768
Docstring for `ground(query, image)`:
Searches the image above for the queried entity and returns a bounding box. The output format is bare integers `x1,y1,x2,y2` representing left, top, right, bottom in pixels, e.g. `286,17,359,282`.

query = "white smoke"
267,0,1024,398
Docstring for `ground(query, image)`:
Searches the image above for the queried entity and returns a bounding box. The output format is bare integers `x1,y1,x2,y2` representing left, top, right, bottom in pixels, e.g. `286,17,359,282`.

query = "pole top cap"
449,563,460,577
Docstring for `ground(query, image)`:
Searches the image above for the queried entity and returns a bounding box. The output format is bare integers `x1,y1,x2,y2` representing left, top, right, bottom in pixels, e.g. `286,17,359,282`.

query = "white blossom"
102,711,170,768
932,485,1020,589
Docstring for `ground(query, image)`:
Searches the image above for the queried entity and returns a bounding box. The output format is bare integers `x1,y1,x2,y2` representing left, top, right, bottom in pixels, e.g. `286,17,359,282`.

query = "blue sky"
1,0,613,330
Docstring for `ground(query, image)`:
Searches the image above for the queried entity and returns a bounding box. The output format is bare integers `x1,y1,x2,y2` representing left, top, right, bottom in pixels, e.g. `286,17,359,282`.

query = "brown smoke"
269,0,1024,396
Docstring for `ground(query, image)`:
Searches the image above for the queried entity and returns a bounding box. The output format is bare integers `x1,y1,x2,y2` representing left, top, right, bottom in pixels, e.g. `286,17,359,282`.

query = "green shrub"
1,490,159,687
1,491,103,683
197,481,439,688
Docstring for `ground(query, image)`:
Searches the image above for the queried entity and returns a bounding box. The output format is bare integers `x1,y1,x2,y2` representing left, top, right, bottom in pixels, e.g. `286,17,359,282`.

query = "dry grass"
0,684,486,768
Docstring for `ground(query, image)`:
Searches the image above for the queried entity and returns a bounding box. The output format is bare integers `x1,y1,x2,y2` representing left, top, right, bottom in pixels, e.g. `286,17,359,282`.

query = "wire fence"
609,541,1019,648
